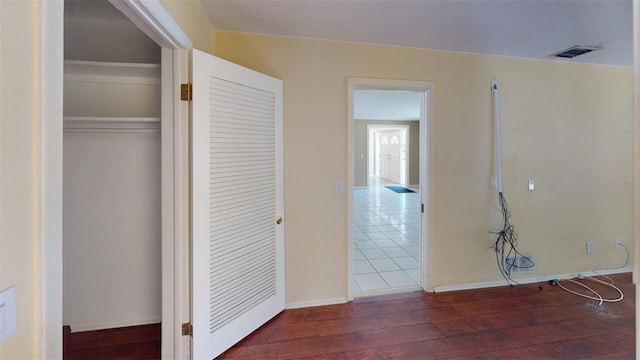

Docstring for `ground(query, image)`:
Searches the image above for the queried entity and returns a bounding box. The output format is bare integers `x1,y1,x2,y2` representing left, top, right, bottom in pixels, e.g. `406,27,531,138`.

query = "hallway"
353,178,421,295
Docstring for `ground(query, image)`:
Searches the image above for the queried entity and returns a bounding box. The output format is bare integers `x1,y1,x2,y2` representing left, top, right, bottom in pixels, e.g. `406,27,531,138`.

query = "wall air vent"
551,45,602,59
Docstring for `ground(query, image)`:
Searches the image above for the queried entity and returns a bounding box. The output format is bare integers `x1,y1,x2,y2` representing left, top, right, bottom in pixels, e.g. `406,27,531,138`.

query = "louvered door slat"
192,49,284,360
207,74,276,335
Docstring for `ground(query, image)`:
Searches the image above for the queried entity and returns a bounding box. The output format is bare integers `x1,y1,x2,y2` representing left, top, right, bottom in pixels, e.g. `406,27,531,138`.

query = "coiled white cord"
556,277,623,306
555,244,629,305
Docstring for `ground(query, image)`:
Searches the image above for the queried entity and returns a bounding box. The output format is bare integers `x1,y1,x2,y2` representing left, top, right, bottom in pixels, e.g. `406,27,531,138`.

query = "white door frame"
347,78,435,301
42,2,64,356
43,1,192,358
103,2,193,358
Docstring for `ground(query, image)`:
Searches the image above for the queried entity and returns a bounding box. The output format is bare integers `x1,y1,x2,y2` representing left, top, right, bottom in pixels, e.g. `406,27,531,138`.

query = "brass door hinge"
182,322,193,336
181,83,192,101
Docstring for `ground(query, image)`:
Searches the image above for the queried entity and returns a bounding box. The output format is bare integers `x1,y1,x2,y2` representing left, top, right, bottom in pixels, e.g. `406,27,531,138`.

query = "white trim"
355,286,422,298
285,297,347,310
160,48,176,360
176,49,191,360
109,0,192,49
42,1,64,357
163,48,191,360
347,81,356,300
422,86,435,292
632,4,639,357
69,317,162,333
347,78,435,301
432,267,634,293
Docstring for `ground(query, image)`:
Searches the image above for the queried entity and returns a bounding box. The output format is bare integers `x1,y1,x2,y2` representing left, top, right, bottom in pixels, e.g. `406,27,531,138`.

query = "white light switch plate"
528,179,535,191
335,180,344,194
0,286,17,342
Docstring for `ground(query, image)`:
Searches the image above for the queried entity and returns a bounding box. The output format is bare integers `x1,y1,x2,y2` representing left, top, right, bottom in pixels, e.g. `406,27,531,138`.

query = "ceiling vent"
551,45,602,59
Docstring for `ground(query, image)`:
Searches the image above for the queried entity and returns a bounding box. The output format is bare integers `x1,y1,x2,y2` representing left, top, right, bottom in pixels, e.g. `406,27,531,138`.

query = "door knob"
276,217,283,225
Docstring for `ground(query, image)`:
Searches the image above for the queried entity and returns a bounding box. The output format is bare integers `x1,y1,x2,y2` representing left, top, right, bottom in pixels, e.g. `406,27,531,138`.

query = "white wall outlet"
586,241,594,254
528,179,535,191
0,286,17,342
491,176,497,189
615,238,622,249
335,180,344,194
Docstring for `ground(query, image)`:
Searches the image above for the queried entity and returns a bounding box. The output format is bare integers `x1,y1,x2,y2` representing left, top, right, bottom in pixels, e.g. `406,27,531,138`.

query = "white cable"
491,80,503,193
585,276,624,303
556,276,624,305
592,243,630,283
555,242,628,304
556,279,604,305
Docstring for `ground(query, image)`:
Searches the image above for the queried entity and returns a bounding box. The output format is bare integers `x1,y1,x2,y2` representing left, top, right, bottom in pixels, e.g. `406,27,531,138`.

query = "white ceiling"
354,90,421,121
199,0,632,67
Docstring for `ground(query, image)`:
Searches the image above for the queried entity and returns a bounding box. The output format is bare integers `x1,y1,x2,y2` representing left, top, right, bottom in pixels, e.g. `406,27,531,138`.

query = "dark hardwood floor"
63,323,160,359
64,273,635,359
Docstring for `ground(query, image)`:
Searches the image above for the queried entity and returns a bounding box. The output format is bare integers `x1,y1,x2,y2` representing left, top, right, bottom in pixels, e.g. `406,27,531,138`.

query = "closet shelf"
64,116,160,133
65,60,161,85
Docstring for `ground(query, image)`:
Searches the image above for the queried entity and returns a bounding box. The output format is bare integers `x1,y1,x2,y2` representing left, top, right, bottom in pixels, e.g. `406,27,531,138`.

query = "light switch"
0,286,17,342
528,179,535,191
335,180,344,194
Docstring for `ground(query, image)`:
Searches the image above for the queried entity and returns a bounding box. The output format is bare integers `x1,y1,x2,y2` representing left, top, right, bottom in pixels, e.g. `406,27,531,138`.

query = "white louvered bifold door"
191,49,284,360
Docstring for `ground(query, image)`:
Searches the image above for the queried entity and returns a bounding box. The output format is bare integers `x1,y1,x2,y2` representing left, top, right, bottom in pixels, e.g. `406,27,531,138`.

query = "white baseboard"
69,316,161,333
354,286,422,298
432,267,633,293
285,297,347,309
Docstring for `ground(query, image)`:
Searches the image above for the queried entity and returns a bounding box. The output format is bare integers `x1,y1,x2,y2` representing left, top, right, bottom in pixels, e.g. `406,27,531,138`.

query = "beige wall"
215,32,633,303
0,1,45,357
160,0,215,54
354,120,419,187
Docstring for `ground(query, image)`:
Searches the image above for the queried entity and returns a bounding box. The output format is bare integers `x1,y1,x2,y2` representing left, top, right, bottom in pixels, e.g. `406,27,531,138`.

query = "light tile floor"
353,178,421,295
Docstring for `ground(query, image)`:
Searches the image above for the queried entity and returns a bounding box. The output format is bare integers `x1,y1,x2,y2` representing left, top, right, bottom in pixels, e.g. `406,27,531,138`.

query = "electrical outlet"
615,238,622,249
586,241,594,254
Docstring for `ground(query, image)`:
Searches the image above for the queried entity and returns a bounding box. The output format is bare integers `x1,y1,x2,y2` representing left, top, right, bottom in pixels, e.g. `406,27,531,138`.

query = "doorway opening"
347,78,434,299
62,0,163,356
44,0,191,357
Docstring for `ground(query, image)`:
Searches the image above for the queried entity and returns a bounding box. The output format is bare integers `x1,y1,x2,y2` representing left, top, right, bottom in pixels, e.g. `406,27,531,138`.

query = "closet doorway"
63,0,162,351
